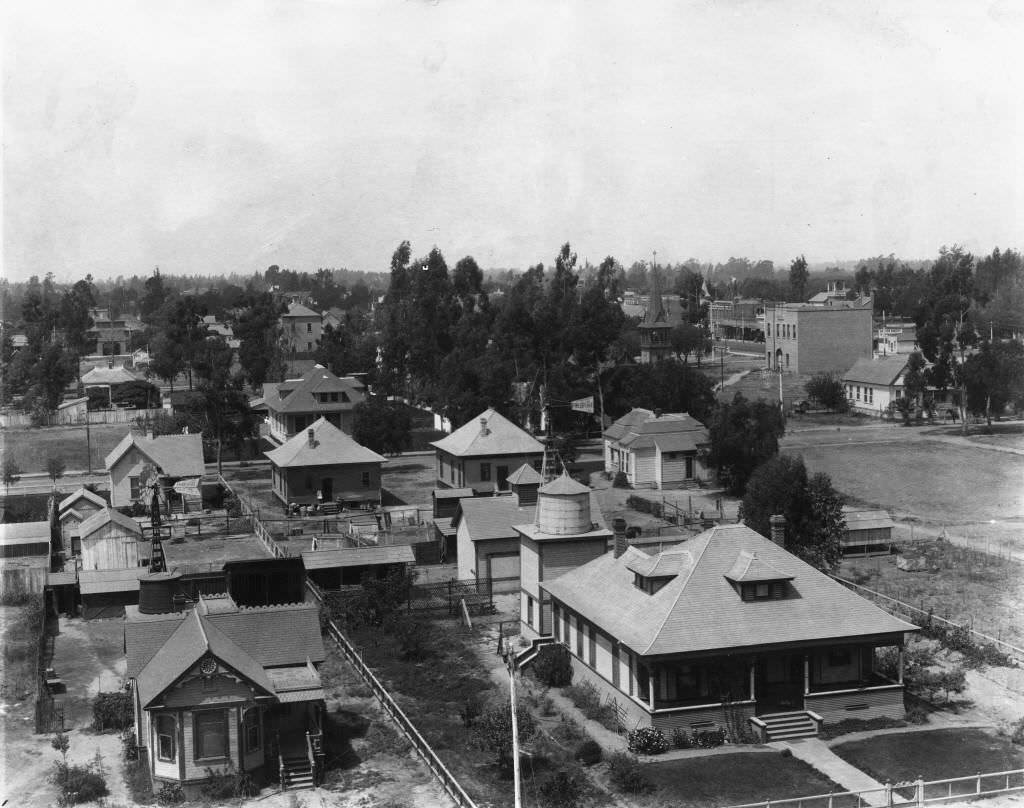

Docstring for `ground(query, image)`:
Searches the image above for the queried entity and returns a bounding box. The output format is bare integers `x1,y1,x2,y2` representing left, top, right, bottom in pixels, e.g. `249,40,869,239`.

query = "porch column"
749,662,756,701
803,654,810,695
898,646,904,684
648,666,656,711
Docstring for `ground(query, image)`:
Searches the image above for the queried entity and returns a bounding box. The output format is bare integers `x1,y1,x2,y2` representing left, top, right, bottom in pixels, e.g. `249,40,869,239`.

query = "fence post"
916,776,924,806
976,773,981,794
885,781,892,806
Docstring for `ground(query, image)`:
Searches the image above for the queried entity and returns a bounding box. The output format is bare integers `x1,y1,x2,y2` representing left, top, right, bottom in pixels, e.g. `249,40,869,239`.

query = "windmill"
138,463,169,572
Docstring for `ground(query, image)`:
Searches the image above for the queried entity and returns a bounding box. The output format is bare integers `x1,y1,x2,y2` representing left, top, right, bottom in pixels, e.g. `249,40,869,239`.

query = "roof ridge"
641,530,715,655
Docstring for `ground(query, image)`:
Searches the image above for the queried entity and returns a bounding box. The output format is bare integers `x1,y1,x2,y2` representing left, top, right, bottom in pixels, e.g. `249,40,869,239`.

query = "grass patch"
832,728,1024,784
0,424,126,474
640,751,840,807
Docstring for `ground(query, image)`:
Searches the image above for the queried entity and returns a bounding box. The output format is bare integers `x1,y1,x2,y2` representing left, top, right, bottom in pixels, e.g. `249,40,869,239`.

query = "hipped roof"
542,524,916,657
431,408,544,457
265,417,385,468
262,365,365,414
603,408,709,452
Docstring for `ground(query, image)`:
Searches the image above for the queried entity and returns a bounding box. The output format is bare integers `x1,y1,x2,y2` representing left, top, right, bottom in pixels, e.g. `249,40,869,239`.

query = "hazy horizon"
4,0,1021,284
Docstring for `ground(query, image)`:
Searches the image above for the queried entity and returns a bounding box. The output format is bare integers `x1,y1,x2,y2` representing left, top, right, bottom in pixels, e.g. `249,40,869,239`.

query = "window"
361,471,370,488
526,596,534,626
576,616,584,657
244,708,261,753
792,326,796,340
129,476,143,501
306,342,312,351
533,459,542,473
552,604,560,640
588,626,597,668
306,323,312,333
756,583,769,598
156,714,176,761
480,463,491,482
194,709,228,760
330,392,339,402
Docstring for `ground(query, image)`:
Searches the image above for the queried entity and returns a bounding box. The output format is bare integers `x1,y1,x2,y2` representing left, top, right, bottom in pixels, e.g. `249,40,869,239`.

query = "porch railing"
720,767,1024,808
307,579,479,808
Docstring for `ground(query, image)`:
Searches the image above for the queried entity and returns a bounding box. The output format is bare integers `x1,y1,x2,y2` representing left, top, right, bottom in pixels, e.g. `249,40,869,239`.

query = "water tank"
138,571,182,614
536,474,592,535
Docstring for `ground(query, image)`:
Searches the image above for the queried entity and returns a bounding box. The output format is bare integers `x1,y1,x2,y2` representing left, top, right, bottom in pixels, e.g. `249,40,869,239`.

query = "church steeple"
646,254,668,325
638,252,673,363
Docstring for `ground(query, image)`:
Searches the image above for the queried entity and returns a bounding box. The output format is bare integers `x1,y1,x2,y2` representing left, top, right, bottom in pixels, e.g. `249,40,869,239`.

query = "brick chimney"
479,417,490,436
613,516,628,558
769,514,786,549
307,428,316,448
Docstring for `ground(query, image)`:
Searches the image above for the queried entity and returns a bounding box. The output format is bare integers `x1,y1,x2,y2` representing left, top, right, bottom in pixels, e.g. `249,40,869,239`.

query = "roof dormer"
724,550,794,601
625,548,693,595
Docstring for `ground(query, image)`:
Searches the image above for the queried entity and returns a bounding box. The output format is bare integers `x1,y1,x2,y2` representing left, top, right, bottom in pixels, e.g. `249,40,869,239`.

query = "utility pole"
508,659,522,808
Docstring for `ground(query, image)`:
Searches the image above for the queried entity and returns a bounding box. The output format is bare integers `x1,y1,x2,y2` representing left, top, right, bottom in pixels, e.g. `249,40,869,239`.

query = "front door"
756,654,804,714
497,466,509,491
320,477,333,501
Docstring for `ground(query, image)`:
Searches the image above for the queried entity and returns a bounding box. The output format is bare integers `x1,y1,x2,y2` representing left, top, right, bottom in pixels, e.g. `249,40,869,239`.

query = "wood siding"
280,463,381,506
541,539,607,583
805,685,904,724
81,523,147,571
631,447,657,487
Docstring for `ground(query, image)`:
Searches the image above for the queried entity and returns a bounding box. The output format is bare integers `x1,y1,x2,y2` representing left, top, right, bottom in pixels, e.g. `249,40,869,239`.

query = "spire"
647,254,667,324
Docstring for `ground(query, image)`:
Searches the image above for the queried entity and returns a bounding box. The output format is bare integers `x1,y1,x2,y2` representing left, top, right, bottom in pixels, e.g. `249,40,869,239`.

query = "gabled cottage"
78,507,147,571
58,488,108,554
259,365,366,444
842,355,911,416
105,432,205,509
124,594,327,794
265,417,385,508
431,408,544,492
537,522,917,740
604,408,710,489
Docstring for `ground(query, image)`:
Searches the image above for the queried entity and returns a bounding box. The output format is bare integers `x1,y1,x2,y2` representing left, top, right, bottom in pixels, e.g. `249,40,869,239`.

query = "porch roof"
542,524,916,657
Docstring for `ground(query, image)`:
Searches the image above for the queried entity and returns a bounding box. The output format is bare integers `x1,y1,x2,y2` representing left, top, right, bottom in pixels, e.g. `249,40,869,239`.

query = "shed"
79,567,150,619
301,544,415,588
841,507,896,556
224,557,306,607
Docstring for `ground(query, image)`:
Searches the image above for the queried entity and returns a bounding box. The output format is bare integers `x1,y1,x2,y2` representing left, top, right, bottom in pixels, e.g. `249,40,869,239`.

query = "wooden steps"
280,755,314,790
758,711,819,741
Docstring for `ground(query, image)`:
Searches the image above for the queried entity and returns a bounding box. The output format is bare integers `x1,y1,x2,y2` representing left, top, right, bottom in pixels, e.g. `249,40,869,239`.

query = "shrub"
92,690,132,731
607,751,649,794
692,727,727,748
564,681,602,714
459,693,484,728
120,728,139,761
200,762,259,799
613,471,629,488
155,782,185,805
905,703,930,724
539,694,556,716
551,715,587,745
671,726,692,749
1011,718,1024,745
539,769,585,808
534,644,573,688
574,739,603,766
51,760,109,806
627,726,669,755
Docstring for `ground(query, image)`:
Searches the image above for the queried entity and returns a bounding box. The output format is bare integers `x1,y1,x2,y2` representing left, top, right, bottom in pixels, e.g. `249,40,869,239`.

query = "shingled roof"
58,487,107,514
261,365,366,415
603,408,709,452
843,356,909,387
104,432,205,478
79,507,143,540
542,523,916,657
454,495,537,542
432,408,544,458
264,417,385,468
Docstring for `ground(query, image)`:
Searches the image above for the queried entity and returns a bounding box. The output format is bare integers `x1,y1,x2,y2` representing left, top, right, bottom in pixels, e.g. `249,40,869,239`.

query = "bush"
905,702,930,724
574,739,603,766
51,759,109,806
692,727,727,748
539,769,584,808
607,751,649,794
627,726,669,755
92,690,132,732
671,726,692,749
613,471,629,488
551,715,587,745
200,762,258,800
155,782,185,805
565,680,620,732
1011,718,1024,745
120,728,139,761
459,693,484,728
534,644,573,688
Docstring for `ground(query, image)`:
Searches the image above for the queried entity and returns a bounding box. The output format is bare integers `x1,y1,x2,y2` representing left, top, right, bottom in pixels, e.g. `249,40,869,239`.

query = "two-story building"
280,302,322,356
431,408,544,493
105,432,205,510
259,365,366,444
763,298,873,375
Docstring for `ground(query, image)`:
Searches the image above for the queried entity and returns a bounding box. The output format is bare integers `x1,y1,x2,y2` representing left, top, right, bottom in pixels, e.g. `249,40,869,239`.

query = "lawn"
832,728,1024,791
639,751,840,807
788,439,1024,529
0,424,128,474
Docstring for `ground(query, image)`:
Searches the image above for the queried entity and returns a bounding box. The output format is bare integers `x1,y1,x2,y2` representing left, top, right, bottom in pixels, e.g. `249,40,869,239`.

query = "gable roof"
59,487,107,514
135,608,276,708
125,598,326,679
542,524,916,657
262,365,366,414
843,356,909,387
265,417,385,468
81,366,141,385
301,544,415,570
104,432,205,478
454,495,537,541
842,507,895,532
79,507,143,540
507,463,543,486
603,408,709,452
431,408,544,458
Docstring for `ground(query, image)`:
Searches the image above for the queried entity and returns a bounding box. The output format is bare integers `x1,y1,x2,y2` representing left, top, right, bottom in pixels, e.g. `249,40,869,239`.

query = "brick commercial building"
763,299,873,375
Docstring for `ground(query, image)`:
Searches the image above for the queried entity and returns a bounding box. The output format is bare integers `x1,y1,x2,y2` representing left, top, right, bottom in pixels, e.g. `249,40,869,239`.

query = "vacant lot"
0,424,127,474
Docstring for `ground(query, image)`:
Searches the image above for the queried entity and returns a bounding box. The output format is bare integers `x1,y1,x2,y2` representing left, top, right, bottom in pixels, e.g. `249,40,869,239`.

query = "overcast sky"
3,0,1021,283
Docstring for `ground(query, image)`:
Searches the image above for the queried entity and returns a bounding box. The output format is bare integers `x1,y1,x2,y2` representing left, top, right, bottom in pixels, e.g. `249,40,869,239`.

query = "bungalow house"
841,507,896,556
842,355,910,416
58,487,108,556
124,593,327,794
259,365,366,444
281,302,322,356
105,432,205,510
517,474,612,638
536,520,917,740
453,465,544,593
604,408,711,489
265,417,385,508
431,408,545,492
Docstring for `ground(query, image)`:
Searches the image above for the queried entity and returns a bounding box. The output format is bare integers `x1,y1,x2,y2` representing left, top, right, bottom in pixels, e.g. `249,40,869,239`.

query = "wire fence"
306,580,478,808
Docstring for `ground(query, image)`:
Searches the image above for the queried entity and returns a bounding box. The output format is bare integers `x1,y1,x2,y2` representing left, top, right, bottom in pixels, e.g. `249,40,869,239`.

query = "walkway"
771,738,894,808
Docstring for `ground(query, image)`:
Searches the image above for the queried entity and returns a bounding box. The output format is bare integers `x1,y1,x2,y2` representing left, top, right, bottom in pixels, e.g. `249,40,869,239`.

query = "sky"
2,0,1022,283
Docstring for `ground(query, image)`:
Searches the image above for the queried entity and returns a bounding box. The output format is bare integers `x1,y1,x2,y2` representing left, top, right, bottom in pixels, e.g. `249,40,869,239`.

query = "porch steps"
281,755,314,790
760,711,819,741
514,636,555,670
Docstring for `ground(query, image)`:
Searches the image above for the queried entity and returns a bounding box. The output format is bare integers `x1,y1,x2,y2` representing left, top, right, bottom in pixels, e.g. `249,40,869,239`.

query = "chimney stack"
479,417,490,436
307,428,315,448
769,514,786,549
613,517,628,558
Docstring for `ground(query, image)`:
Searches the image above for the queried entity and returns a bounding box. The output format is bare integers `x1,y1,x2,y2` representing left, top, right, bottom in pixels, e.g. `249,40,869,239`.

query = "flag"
571,396,595,413
700,277,711,302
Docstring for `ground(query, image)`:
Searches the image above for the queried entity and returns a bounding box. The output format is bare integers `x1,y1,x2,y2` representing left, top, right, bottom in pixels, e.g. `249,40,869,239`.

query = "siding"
182,707,239,780
456,520,475,580
595,629,614,682
651,703,753,735
282,464,381,506
568,654,650,729
805,685,904,724
81,526,146,570
541,539,606,583
520,538,539,596
631,447,657,487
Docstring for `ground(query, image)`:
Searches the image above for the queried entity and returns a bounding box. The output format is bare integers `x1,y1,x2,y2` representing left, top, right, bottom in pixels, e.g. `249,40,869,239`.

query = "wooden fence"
722,768,1024,808
306,580,478,808
0,407,164,428
829,574,1024,665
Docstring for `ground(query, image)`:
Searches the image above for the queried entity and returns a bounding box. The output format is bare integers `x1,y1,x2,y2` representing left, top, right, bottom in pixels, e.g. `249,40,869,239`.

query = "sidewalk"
772,737,895,807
